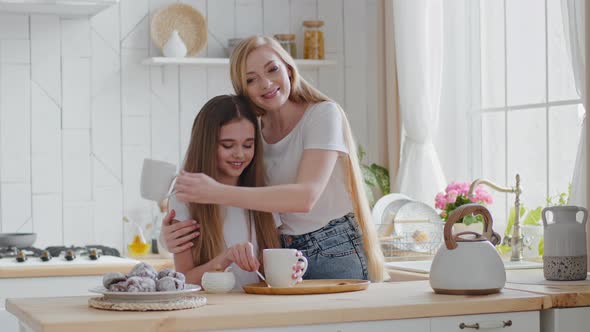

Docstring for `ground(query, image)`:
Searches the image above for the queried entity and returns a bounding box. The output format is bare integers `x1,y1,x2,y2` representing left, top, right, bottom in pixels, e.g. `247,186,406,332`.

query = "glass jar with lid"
274,34,297,58
303,20,324,60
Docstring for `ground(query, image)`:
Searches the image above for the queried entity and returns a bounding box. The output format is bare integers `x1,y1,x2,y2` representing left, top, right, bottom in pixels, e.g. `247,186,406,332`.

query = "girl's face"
244,46,292,112
216,118,256,185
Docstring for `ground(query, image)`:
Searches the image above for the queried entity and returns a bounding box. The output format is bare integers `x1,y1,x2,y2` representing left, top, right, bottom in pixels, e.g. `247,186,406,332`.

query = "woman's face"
216,118,256,185
244,46,292,112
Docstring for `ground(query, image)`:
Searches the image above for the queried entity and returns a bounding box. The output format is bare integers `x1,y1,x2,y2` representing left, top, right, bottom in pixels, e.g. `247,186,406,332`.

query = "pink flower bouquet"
435,181,493,224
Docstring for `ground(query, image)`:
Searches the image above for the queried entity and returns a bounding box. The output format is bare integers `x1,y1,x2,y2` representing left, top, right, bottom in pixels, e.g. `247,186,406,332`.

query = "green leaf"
496,244,512,255
364,184,375,208
361,164,377,188
538,238,544,256
462,214,481,225
523,207,542,225
505,206,527,236
370,163,390,195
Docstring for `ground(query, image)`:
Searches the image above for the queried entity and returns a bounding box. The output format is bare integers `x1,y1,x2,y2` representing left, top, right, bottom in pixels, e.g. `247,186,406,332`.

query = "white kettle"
430,204,506,295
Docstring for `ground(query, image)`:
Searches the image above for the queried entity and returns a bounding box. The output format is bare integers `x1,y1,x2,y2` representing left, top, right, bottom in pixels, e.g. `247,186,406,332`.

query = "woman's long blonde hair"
230,36,385,282
184,95,280,268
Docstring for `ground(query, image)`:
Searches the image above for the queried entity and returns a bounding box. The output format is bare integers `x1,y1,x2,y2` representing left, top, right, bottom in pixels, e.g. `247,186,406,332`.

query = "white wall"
0,0,384,252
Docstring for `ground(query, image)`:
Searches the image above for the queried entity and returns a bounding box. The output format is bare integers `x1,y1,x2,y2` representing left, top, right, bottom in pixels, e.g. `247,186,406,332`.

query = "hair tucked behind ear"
230,36,385,282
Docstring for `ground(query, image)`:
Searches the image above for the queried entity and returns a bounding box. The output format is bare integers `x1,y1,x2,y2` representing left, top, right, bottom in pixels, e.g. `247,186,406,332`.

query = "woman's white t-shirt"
261,101,353,235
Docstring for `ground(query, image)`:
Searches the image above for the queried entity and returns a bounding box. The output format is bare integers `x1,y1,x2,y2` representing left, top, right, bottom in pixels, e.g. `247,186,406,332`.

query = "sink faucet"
468,174,523,262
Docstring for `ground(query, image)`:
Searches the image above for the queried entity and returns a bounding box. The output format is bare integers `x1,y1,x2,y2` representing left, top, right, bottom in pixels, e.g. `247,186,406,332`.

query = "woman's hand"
161,210,200,254
175,171,222,204
224,242,260,272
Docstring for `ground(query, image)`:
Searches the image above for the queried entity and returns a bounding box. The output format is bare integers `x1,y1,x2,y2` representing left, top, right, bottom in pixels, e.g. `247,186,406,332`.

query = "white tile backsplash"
61,19,91,57
91,3,121,54
0,14,28,39
62,57,91,129
32,153,62,194
62,129,92,202
0,40,30,63
1,183,32,233
207,0,235,57
63,201,94,246
0,0,382,251
32,194,63,248
0,64,31,183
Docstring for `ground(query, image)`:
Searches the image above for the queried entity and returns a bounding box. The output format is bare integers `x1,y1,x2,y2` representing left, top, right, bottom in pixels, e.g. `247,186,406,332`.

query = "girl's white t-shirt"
168,197,280,289
261,101,353,235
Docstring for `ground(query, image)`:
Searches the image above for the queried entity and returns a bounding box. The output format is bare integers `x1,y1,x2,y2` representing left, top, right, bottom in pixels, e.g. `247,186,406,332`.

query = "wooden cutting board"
242,279,370,295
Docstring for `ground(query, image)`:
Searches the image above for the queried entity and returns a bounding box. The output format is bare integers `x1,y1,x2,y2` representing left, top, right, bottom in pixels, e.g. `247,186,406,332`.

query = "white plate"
371,193,412,236
89,284,202,303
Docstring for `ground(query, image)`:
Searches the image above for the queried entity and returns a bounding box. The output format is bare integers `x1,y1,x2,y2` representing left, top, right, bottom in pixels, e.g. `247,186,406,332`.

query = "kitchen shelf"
142,57,337,68
0,0,118,17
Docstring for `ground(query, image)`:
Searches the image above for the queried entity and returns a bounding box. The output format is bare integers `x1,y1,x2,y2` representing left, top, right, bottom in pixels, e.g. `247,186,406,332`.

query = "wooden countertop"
6,281,548,332
0,255,173,278
387,265,590,308
504,269,590,308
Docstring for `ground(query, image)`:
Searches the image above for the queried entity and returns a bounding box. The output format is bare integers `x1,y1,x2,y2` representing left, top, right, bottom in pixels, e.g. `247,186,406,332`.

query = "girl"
171,36,385,282
162,95,282,287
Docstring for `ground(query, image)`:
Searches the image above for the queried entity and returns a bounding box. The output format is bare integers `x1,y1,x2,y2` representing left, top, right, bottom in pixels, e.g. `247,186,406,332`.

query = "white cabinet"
541,307,590,332
219,318,429,332
218,312,539,332
1,275,102,332
431,312,539,332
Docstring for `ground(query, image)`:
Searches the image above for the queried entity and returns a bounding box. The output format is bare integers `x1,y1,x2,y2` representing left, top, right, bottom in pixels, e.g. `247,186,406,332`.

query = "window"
439,0,583,233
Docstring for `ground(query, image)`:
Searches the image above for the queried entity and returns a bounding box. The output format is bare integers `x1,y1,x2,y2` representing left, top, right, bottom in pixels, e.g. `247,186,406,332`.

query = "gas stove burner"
0,244,120,262
45,245,120,260
0,246,44,259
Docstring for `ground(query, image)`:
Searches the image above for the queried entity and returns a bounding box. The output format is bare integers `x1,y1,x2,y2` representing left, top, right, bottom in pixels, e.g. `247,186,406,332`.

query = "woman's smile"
262,87,280,99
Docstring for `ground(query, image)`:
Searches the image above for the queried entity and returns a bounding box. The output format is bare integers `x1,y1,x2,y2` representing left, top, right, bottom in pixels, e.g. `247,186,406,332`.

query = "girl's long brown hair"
183,95,280,268
230,36,385,282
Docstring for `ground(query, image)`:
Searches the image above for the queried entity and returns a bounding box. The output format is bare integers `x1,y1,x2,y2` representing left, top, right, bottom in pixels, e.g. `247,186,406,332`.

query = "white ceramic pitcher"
542,206,588,281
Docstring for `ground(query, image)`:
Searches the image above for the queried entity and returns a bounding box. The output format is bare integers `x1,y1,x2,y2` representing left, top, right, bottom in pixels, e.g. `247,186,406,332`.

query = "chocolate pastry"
157,268,186,282
128,262,158,280
108,280,129,292
156,276,185,291
125,276,156,292
102,272,127,289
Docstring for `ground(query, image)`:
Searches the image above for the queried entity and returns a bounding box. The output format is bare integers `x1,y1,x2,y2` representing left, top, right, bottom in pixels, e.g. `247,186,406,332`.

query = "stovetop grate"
0,245,120,259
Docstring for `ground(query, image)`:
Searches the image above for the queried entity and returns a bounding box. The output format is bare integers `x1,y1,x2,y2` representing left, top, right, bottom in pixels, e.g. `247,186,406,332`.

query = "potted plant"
434,182,494,234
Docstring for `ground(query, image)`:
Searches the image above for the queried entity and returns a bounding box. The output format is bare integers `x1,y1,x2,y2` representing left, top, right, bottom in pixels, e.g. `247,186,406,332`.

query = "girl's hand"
292,251,305,283
225,242,260,272
161,210,200,254
175,171,221,204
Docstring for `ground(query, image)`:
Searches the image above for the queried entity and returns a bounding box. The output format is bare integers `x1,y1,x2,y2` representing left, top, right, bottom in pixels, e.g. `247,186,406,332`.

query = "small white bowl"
201,267,236,293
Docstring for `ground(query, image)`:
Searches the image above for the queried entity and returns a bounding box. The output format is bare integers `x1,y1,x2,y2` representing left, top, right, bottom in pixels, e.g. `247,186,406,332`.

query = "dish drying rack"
378,219,444,260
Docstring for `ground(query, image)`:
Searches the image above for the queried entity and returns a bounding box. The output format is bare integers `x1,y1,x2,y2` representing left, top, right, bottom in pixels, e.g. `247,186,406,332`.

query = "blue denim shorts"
280,213,369,280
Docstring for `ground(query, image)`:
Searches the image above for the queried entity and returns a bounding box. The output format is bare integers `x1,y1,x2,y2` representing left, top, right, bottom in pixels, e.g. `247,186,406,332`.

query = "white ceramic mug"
140,158,177,201
263,249,308,288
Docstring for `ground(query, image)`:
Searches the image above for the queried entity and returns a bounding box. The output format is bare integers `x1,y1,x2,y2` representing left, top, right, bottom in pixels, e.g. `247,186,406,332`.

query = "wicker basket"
151,3,207,56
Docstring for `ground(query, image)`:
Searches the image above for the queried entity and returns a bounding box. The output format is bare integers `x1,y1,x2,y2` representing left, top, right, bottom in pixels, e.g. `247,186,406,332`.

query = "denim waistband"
281,213,357,248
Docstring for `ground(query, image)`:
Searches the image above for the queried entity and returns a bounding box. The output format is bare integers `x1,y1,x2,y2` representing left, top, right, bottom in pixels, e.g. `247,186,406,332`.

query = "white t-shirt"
261,101,353,235
168,196,280,289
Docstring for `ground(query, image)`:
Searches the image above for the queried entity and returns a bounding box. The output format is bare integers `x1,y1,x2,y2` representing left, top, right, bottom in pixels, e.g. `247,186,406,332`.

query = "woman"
168,36,385,282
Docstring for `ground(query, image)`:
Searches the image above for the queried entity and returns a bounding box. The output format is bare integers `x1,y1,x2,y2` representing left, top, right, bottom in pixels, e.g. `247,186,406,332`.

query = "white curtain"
561,0,586,207
392,0,446,206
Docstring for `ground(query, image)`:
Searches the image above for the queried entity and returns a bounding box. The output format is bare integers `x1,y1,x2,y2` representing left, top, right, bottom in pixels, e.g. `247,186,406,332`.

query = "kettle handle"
444,203,494,250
